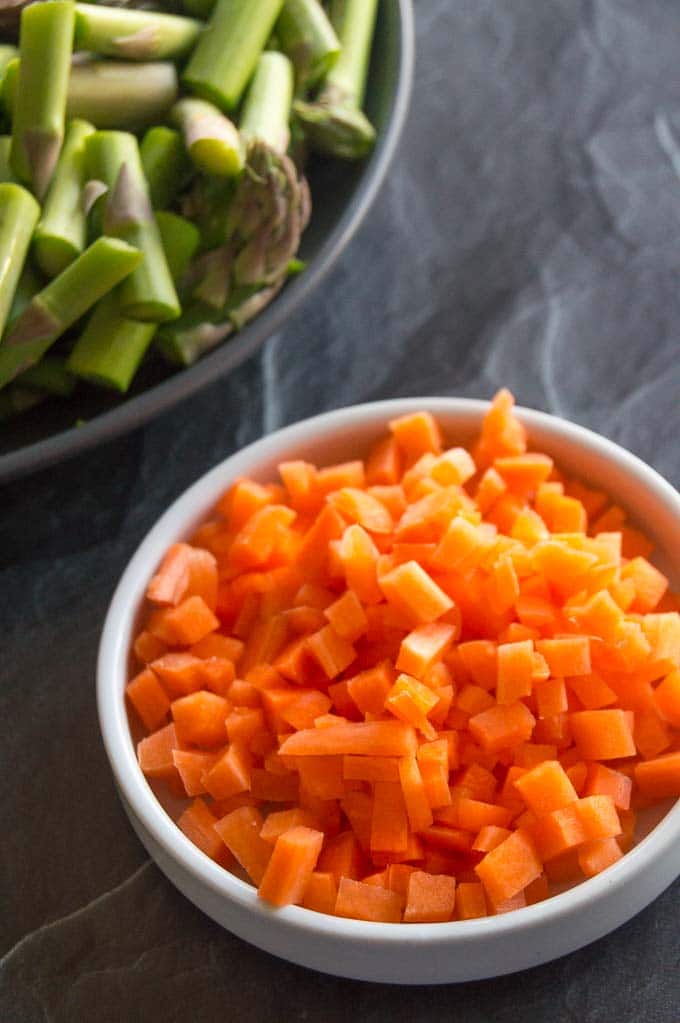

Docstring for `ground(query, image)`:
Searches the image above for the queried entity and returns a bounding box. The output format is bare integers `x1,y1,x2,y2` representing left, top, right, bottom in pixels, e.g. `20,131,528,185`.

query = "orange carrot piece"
371,781,409,855
513,760,578,815
472,825,512,853
314,461,365,498
217,478,275,529
396,622,457,680
279,721,418,758
431,517,495,574
280,691,332,731
578,837,623,877
532,804,585,861
328,487,394,534
171,691,229,746
468,702,536,753
305,624,356,679
137,722,181,780
456,881,488,920
379,560,454,626
430,446,476,486
148,595,220,646
622,557,668,613
634,752,680,798
335,877,403,922
177,798,223,860
151,652,234,698
566,672,617,710
403,871,457,923
259,808,319,843
366,434,402,485
257,827,324,907
496,640,534,705
533,677,568,719
343,755,400,783
337,524,383,604
475,829,543,907
385,673,439,740
172,749,219,796
575,795,621,841
214,806,272,884
569,709,636,760
346,662,394,716
536,636,591,677
249,768,299,803
317,831,366,883
203,743,251,800
398,756,434,833
134,629,167,664
454,798,513,832
295,756,346,800
583,763,632,810
389,410,442,463
494,452,553,495
126,668,171,731
324,589,368,642
654,669,680,727
302,871,338,914
456,640,498,691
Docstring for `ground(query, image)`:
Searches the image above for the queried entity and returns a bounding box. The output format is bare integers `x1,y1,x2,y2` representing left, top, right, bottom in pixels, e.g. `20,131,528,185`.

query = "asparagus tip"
293,99,376,160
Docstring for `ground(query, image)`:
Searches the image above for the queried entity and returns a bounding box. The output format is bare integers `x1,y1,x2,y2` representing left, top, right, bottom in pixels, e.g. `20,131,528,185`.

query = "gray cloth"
1,0,679,1018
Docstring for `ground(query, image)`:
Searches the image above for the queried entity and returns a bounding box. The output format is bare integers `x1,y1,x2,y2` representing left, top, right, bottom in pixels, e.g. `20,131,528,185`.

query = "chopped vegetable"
128,391,680,922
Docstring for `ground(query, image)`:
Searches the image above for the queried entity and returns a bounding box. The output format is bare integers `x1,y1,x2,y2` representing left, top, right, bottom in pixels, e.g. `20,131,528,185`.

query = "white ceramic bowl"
97,398,680,985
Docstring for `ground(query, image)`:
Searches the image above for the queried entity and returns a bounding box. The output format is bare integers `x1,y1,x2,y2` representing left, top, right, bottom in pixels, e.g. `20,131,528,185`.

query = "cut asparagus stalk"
0,235,141,386
156,210,200,284
183,0,284,111
0,135,15,182
67,61,179,130
155,302,232,365
239,51,294,154
275,0,340,90
87,130,181,321
18,355,76,396
0,182,40,338
33,119,95,278
181,0,215,19
140,126,189,210
0,57,18,124
8,261,41,323
172,97,243,177
293,0,377,159
74,4,202,61
67,291,156,392
0,44,17,101
10,1,75,198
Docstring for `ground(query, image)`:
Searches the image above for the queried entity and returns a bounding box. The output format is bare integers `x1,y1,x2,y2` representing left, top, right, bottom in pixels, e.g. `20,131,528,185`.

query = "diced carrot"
402,870,456,923
126,668,171,731
468,702,536,753
258,826,325,906
343,755,400,783
134,630,167,664
366,434,402,485
398,756,434,833
279,721,418,758
472,825,512,853
475,467,507,514
622,557,668,614
305,625,356,679
634,710,672,760
575,795,621,841
296,756,345,800
431,516,494,574
171,691,229,747
396,622,457,680
302,871,339,914
475,829,542,907
533,678,568,719
335,877,403,922
151,652,234,698
317,831,366,883
177,798,223,860
496,640,534,705
371,781,409,855
172,749,219,797
456,640,498,691
314,461,366,498
583,763,632,810
385,673,439,740
379,561,454,626
536,636,591,677
324,590,368,642
249,768,299,803
417,740,452,809
634,752,680,798
328,487,394,534
214,806,272,884
337,524,383,604
456,881,488,919
389,411,442,464
280,691,332,731
578,837,623,877
137,722,181,780
570,709,636,760
454,798,513,832
654,669,680,727
259,808,319,843
203,743,251,800
346,662,394,716
566,671,617,710
513,760,578,815
532,804,585,861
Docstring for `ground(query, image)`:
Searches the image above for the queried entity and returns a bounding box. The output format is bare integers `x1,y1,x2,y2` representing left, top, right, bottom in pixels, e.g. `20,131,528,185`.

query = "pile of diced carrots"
127,389,680,923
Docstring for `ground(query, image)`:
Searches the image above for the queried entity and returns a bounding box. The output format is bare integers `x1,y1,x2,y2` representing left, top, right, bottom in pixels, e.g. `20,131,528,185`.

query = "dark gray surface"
2,0,679,1018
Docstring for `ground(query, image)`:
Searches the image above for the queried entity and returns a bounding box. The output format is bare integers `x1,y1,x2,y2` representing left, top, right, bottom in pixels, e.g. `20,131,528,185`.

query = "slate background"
2,0,679,1018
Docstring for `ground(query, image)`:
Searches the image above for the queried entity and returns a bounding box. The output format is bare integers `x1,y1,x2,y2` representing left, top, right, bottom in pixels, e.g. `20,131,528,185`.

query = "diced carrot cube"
403,871,457,922
126,667,171,731
335,877,403,922
177,798,223,860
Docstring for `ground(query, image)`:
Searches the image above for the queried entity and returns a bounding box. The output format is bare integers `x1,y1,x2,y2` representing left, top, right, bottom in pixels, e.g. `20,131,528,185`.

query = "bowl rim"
0,0,416,485
98,396,680,946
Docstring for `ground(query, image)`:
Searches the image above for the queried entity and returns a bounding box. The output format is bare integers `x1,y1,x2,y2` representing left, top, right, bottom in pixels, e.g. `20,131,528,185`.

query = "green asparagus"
74,4,203,61
275,0,340,90
0,182,40,338
67,291,156,391
240,51,294,154
172,97,243,177
140,126,189,210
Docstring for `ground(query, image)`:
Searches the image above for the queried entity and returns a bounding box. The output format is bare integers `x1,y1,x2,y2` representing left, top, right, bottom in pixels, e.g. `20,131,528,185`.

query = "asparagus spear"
10,1,75,198
74,4,203,62
67,291,156,392
33,119,95,279
181,0,215,19
0,236,141,387
172,98,243,177
183,0,284,111
140,126,189,210
67,61,179,130
0,44,17,115
240,51,294,154
0,135,15,182
0,183,40,338
18,355,76,396
156,210,200,284
293,0,377,159
8,261,42,323
275,0,340,90
86,130,181,321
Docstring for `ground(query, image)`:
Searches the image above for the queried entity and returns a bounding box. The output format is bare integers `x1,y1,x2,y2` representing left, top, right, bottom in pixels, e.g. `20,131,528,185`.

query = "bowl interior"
101,399,680,940
0,0,413,480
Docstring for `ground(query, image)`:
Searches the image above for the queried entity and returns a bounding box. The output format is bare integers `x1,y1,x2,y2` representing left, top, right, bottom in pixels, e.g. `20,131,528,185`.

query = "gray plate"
0,0,414,482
